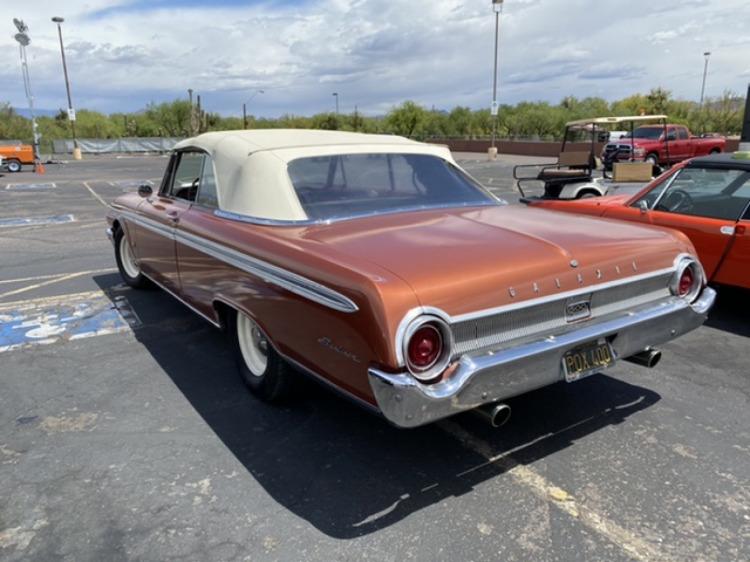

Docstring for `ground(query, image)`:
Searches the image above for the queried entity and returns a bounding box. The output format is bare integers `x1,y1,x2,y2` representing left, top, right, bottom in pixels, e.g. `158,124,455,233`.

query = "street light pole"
242,89,264,129
51,17,81,160
489,0,503,159
12,18,43,173
699,51,711,109
332,92,339,115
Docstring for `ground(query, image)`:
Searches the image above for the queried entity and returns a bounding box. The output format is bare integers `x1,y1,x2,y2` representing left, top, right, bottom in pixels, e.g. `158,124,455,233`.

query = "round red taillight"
678,267,694,297
407,325,442,370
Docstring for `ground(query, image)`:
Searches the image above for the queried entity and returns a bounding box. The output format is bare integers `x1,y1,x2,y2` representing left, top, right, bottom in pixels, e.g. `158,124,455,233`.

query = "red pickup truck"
602,125,725,168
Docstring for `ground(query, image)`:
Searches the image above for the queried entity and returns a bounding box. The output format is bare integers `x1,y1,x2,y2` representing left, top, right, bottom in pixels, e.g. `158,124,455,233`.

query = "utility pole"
242,90,263,129
197,94,202,134
51,17,81,160
489,0,503,160
188,89,194,136
12,18,43,173
699,51,711,110
332,92,339,115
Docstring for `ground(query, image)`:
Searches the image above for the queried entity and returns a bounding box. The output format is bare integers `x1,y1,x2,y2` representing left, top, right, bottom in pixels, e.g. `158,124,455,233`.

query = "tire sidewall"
229,311,288,400
114,227,147,288
7,160,21,173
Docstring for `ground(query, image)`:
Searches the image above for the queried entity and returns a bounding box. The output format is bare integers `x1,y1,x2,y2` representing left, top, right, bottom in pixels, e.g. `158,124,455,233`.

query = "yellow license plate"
562,339,614,382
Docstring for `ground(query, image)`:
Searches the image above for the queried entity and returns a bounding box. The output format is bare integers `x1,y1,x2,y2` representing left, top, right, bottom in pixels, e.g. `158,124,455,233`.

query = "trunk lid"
301,205,687,316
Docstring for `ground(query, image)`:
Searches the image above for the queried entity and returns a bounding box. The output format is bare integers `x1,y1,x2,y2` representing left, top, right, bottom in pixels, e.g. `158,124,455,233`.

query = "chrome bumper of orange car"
368,287,716,428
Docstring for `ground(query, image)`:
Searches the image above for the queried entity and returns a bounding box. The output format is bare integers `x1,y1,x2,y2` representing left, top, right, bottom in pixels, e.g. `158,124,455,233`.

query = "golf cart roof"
565,115,668,127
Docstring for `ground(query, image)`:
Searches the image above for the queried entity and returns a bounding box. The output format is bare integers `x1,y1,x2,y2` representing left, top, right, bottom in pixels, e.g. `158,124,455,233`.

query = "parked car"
0,144,34,172
107,130,715,428
602,125,725,169
526,153,750,290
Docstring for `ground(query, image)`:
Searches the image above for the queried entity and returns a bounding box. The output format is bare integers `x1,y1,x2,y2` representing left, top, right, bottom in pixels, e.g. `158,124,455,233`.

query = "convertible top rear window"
287,153,497,221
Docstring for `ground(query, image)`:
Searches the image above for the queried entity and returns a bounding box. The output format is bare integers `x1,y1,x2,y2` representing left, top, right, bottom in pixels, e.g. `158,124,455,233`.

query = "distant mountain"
13,107,60,118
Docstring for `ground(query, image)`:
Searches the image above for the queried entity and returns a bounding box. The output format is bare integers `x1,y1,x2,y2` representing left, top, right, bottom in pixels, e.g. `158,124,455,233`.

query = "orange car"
107,130,715,427
527,153,750,290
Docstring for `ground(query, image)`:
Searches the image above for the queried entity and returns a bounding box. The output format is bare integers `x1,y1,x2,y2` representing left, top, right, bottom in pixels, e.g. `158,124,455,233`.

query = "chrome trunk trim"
370,287,716,428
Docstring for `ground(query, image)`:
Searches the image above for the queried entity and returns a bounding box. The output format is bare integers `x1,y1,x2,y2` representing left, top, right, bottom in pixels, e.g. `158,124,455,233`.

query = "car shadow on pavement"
97,275,662,539
704,285,750,338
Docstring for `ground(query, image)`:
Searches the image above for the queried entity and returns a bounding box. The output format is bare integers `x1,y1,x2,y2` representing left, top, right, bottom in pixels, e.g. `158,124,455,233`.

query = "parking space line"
82,181,109,207
0,268,117,300
439,420,670,562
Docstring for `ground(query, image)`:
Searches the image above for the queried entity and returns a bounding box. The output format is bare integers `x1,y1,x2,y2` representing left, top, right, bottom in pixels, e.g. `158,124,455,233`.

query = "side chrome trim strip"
114,209,358,314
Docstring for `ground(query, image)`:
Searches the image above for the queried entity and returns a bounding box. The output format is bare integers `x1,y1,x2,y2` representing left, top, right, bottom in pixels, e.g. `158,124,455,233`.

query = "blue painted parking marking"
0,214,76,228
0,290,141,353
5,182,57,190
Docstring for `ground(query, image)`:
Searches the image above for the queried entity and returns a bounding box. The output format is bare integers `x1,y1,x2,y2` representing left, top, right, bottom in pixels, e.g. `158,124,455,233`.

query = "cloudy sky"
2,0,749,118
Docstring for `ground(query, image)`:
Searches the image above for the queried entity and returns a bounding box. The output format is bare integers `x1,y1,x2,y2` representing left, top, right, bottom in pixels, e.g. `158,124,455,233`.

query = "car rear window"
287,153,497,221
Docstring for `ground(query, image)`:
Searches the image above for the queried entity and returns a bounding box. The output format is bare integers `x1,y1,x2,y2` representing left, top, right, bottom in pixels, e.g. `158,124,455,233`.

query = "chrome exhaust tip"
472,403,512,428
624,348,662,369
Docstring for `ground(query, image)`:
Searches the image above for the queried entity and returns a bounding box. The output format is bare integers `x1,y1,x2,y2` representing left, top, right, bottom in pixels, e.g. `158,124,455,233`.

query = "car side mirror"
137,184,153,197
638,200,649,214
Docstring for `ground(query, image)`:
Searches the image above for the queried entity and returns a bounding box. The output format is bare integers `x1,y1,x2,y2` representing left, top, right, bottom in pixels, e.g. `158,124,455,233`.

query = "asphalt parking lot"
1,154,749,562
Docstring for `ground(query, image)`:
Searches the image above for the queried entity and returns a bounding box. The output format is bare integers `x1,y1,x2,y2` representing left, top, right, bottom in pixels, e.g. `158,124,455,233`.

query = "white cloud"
1,0,748,117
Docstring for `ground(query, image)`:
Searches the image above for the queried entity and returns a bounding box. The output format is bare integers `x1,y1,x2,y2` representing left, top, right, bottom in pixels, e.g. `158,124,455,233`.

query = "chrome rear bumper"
368,288,716,428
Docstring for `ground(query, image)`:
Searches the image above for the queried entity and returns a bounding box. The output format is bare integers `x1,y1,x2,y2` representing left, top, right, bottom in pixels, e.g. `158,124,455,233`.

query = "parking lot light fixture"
51,16,81,160
12,18,43,173
489,0,504,160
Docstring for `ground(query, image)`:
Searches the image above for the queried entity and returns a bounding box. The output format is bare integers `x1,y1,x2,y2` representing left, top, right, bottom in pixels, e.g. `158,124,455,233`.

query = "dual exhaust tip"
471,348,661,429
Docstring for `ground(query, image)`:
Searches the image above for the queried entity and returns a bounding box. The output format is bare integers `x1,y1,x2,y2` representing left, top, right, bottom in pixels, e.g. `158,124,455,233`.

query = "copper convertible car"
107,130,715,428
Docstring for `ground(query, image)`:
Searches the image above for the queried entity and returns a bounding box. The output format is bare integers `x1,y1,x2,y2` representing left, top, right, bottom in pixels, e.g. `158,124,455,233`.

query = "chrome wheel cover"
119,234,140,278
237,312,268,377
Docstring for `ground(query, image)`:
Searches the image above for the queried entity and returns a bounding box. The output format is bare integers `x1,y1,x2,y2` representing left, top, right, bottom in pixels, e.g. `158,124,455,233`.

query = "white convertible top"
174,129,456,221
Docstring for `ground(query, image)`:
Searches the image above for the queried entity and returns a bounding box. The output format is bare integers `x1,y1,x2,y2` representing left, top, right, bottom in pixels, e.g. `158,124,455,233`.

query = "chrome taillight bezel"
403,315,453,382
670,257,704,303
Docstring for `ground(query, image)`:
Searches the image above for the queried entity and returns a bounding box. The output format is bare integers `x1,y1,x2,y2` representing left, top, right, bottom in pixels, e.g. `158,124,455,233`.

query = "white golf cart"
514,115,671,200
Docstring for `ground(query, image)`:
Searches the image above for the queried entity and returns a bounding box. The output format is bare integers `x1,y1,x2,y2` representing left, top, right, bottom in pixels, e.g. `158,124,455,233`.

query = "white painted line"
0,268,117,300
82,181,109,207
439,420,670,562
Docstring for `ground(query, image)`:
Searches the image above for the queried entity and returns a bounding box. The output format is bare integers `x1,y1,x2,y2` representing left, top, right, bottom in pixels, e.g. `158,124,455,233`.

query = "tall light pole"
242,89,264,129
699,51,711,109
51,17,81,160
12,18,42,173
489,0,503,159
332,92,339,115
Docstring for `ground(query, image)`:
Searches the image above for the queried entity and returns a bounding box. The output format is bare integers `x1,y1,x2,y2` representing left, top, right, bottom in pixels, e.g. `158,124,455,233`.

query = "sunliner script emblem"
565,297,592,322
318,337,362,363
